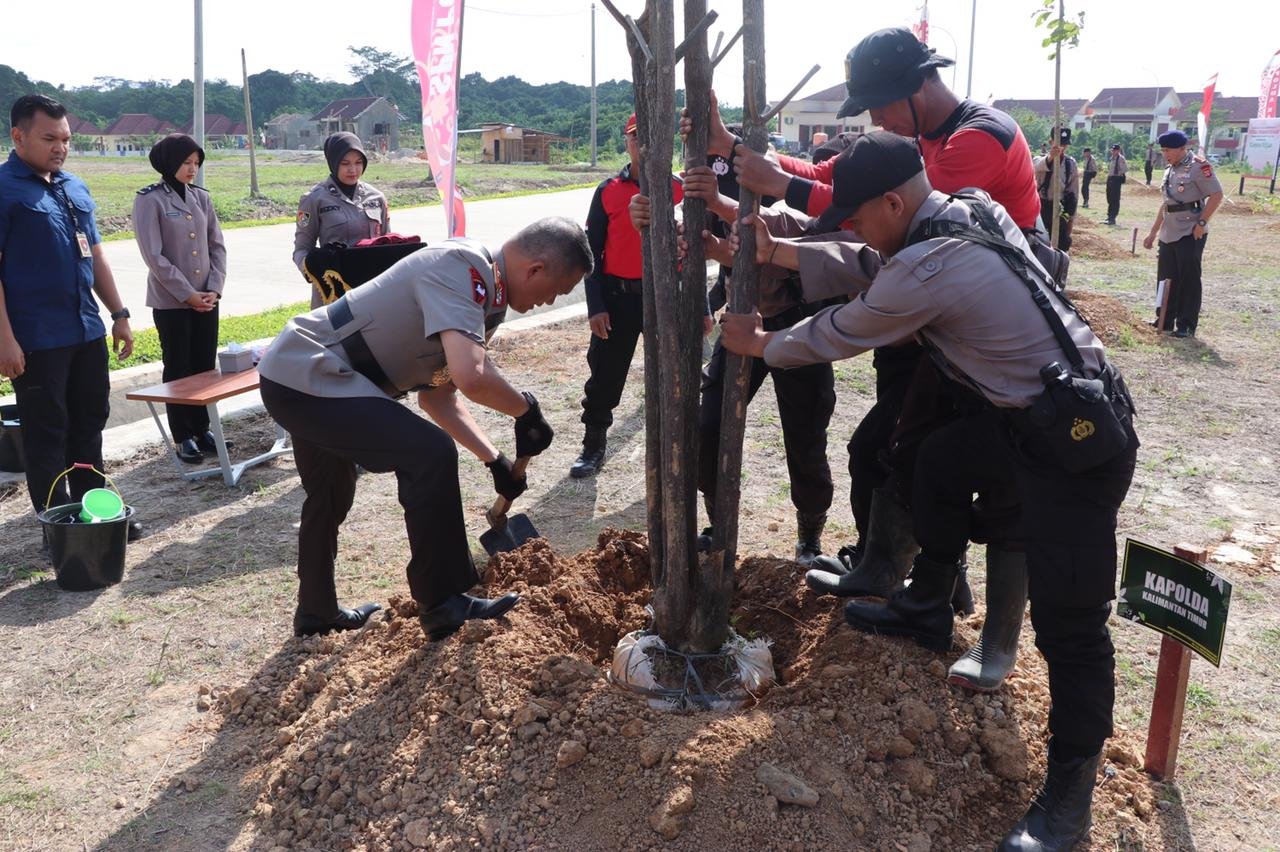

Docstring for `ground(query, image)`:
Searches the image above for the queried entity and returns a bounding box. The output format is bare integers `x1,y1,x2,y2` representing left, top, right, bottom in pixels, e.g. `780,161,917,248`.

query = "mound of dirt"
1070,229,1134,260
1067,289,1160,347
209,531,1163,851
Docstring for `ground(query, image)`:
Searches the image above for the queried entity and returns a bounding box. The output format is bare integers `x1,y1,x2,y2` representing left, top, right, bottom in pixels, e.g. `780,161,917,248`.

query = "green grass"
69,150,619,238
0,301,308,397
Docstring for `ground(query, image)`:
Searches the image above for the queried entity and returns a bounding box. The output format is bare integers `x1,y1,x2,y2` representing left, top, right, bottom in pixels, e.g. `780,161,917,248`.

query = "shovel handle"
487,456,530,528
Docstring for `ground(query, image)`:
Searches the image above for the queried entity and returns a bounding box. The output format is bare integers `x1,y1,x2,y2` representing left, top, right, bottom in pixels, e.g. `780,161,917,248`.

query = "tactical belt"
325,298,402,398
1165,200,1202,213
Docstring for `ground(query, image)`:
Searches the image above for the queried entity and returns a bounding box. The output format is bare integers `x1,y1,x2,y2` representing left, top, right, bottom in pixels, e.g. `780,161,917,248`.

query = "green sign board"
1117,539,1232,667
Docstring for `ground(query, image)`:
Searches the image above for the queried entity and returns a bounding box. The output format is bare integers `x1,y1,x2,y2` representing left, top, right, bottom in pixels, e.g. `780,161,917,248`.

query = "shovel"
480,456,539,556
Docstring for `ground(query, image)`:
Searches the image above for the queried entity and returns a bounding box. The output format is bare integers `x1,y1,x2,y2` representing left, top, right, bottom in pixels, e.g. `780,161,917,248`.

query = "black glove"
513,391,553,457
485,453,527,501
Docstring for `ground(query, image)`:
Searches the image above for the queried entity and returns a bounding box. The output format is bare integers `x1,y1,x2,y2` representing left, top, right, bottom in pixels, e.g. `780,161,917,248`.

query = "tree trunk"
707,0,766,642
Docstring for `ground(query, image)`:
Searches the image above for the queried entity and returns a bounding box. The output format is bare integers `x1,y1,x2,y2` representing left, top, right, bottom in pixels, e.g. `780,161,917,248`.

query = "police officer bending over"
721,132,1138,851
258,217,593,642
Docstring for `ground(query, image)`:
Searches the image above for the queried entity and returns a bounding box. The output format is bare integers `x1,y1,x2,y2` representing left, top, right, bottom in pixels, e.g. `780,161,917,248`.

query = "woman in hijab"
133,133,227,464
291,132,390,307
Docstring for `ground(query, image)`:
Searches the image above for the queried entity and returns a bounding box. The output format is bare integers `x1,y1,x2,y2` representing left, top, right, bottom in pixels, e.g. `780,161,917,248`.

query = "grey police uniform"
1080,152,1098,207
133,181,226,308
1157,154,1223,334
763,190,1138,754
1104,150,1127,222
132,180,228,442
292,176,390,307
258,239,507,621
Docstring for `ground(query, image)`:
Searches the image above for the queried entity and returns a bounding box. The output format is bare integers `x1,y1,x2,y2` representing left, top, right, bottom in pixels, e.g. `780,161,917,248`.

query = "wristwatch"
110,307,131,321
1197,218,1208,228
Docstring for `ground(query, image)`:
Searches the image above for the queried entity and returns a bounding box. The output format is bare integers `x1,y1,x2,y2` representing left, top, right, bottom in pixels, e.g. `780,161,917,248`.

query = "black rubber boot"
794,511,826,567
998,742,1101,851
805,541,863,577
805,488,916,597
569,426,607,479
949,548,1028,692
843,554,959,652
952,551,976,616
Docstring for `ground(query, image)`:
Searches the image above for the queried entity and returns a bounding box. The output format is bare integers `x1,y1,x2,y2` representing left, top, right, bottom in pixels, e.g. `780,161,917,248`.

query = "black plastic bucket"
0,403,21,473
37,504,134,591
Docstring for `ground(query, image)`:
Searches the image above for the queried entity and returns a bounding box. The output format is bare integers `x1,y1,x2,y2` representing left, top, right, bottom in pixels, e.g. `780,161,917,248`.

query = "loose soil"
1,186,1278,851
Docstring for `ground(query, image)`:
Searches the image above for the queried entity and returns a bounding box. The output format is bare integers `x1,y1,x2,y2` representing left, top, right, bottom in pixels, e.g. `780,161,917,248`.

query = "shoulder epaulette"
136,183,162,195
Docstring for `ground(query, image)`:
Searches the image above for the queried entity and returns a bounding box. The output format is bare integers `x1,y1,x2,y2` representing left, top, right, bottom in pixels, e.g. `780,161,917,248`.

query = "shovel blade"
480,512,539,556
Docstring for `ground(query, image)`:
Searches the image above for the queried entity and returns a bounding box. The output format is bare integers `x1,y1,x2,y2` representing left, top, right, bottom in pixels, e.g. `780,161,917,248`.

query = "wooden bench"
125,368,292,486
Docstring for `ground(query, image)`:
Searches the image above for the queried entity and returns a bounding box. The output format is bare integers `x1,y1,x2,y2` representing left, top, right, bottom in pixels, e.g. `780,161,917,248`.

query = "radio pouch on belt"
909,196,1134,472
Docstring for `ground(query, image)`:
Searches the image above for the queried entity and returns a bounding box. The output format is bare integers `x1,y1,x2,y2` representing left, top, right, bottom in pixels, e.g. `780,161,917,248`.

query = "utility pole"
1050,0,1063,251
590,3,598,166
241,49,260,197
965,0,976,99
194,0,205,186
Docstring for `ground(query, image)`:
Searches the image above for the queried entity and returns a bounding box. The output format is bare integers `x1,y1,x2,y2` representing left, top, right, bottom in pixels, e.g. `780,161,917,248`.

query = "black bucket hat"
837,28,955,118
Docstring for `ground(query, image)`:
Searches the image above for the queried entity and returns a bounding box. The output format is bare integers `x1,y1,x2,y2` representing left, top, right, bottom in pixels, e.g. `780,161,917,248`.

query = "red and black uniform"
579,164,683,428
777,100,1041,231
782,102,1041,541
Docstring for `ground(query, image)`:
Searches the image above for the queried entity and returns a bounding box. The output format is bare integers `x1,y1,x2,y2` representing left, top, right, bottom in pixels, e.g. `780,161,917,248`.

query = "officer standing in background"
292,132,390,308
720,132,1139,852
258,217,593,642
1142,129,1223,337
133,133,228,464
1034,144,1079,251
568,113,685,479
1104,143,1127,225
1079,147,1097,208
0,94,142,542
1144,142,1155,185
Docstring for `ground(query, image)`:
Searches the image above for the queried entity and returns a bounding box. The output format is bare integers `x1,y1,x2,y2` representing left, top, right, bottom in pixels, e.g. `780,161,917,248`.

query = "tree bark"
708,0,766,631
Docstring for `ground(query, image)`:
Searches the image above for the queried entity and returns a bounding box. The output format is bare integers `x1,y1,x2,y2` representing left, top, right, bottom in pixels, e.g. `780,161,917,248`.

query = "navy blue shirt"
0,150,105,352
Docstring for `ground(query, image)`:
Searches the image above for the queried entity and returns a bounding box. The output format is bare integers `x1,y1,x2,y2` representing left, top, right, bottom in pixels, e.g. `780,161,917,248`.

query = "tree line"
0,49,742,157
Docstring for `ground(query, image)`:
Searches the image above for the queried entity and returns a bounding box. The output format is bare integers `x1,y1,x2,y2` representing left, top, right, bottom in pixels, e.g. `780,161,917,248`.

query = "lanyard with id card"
52,182,93,259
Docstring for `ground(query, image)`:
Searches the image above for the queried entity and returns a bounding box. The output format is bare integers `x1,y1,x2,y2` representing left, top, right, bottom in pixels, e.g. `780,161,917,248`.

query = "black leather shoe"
196,430,233,453
999,744,1101,851
1172,328,1192,339
177,438,204,464
293,602,382,637
419,592,520,641
127,519,144,542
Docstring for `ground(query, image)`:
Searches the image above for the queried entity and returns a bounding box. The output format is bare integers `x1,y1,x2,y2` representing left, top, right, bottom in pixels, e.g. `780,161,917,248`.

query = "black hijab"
149,133,204,200
323,132,368,199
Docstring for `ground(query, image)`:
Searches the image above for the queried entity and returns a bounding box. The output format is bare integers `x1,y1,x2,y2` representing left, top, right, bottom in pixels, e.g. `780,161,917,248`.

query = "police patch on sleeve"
470,267,487,304
1200,164,1213,178
297,211,311,227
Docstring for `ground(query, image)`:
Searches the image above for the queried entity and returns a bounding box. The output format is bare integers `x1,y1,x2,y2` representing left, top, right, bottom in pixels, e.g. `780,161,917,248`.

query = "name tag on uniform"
165,211,181,217
76,231,92,258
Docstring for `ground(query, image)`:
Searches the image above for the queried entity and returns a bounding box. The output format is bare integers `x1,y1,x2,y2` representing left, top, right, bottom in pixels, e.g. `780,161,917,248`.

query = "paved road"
101,186,598,331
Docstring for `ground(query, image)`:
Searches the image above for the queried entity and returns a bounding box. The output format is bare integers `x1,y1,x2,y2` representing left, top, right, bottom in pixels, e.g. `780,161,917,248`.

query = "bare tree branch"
599,0,628,28
710,25,743,68
626,15,655,63
675,10,718,62
760,64,821,124
711,30,724,62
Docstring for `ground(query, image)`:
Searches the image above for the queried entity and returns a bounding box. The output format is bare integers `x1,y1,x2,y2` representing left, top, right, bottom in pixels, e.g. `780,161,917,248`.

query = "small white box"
218,347,254,373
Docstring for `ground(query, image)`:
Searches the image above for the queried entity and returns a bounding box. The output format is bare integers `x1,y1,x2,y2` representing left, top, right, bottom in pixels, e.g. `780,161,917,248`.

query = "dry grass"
0,187,1278,850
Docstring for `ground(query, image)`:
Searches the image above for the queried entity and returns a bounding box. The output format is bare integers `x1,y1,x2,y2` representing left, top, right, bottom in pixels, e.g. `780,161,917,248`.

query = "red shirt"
583,163,683,315
778,101,1041,231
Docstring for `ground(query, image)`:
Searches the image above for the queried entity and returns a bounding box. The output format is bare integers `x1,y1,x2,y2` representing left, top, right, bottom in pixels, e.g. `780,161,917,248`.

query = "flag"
1197,73,1217,156
911,2,929,45
1261,50,1280,118
411,0,466,238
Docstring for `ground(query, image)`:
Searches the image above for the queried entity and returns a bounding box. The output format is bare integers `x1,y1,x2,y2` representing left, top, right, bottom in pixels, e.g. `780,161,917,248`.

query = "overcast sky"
6,1,1277,108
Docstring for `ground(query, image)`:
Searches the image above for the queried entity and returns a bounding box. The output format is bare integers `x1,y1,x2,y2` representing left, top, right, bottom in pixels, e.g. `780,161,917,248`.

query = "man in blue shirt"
0,95,140,540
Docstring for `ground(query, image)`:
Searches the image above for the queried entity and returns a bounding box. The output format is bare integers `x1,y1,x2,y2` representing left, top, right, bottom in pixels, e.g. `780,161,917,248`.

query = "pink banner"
411,0,466,237
1198,73,1217,155
1262,50,1280,119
